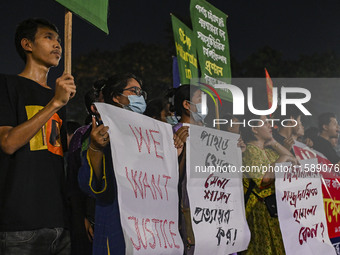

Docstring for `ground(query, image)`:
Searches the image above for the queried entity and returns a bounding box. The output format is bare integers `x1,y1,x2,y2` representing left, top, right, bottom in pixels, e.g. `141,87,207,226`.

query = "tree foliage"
67,42,340,124
67,42,172,123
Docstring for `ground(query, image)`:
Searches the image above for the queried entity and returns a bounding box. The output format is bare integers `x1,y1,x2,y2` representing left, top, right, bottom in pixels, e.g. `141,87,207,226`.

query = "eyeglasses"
122,86,147,100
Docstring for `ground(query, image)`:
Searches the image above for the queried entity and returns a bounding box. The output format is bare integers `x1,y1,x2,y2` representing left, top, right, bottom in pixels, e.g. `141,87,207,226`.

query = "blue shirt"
78,145,125,255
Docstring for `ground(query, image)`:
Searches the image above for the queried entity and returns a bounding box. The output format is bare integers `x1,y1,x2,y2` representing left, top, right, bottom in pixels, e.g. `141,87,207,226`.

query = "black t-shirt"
0,74,68,231
313,136,340,164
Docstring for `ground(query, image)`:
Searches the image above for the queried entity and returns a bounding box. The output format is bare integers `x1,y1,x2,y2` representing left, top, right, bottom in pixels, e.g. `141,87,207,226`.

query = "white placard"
275,158,336,255
96,103,183,255
186,124,250,254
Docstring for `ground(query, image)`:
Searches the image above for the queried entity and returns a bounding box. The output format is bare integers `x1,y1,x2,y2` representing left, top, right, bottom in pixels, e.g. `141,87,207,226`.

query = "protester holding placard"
67,80,106,255
78,73,147,255
172,84,207,254
173,85,206,131
173,85,204,175
240,114,297,254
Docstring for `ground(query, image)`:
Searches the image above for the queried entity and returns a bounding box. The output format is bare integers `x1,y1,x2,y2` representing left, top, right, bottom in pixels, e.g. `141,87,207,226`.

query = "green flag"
56,0,109,34
190,0,232,101
171,15,199,85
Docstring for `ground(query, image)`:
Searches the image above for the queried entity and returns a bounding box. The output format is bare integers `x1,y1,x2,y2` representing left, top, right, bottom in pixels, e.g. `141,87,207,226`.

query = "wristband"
89,145,102,152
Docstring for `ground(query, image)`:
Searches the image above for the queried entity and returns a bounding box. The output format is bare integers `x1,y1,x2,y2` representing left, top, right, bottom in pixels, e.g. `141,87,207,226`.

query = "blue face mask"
188,101,208,123
166,115,178,125
120,94,146,114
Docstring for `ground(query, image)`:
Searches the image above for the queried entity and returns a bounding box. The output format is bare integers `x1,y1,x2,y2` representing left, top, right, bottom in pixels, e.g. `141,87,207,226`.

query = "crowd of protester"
0,18,339,255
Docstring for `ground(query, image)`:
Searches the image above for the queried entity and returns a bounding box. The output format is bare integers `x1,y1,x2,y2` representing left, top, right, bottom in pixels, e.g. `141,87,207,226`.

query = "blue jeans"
0,228,71,255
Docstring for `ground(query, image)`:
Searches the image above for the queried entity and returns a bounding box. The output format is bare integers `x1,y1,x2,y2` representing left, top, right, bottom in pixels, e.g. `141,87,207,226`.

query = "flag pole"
215,99,220,130
64,10,72,74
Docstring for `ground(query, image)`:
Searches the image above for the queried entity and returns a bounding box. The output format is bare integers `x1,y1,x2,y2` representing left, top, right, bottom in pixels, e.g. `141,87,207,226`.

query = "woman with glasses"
78,73,147,255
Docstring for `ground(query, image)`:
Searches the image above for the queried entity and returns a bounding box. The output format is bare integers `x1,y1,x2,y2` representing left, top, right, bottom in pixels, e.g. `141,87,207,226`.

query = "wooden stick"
64,10,72,74
215,99,220,130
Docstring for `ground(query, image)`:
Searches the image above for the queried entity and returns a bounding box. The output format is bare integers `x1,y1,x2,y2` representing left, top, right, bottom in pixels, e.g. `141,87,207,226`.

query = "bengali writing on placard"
186,124,250,255
293,142,340,241
190,0,231,87
190,0,232,101
193,173,237,247
275,159,336,255
171,14,198,83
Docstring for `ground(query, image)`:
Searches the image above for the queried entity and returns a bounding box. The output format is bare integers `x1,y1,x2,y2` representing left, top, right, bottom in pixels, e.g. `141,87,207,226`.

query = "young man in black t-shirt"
313,112,340,165
0,18,76,254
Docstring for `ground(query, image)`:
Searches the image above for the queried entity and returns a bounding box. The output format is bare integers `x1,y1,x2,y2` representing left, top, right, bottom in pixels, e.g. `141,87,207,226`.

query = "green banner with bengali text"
190,0,232,101
171,15,199,85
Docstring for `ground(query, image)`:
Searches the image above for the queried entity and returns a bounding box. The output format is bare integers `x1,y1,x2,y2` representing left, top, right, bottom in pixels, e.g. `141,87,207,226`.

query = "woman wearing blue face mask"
102,74,147,114
144,97,178,125
78,73,147,255
173,85,207,129
171,84,207,255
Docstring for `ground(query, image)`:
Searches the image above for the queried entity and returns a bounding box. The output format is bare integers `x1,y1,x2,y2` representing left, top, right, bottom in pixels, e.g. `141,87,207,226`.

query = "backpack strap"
244,178,255,204
244,173,264,204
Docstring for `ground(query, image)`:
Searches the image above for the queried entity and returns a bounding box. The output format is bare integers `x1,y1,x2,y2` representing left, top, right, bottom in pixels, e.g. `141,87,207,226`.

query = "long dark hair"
173,84,200,117
102,73,142,105
240,112,264,144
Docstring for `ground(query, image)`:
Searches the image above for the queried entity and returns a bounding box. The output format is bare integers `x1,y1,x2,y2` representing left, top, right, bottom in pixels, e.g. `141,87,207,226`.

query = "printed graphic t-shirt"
0,74,68,231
